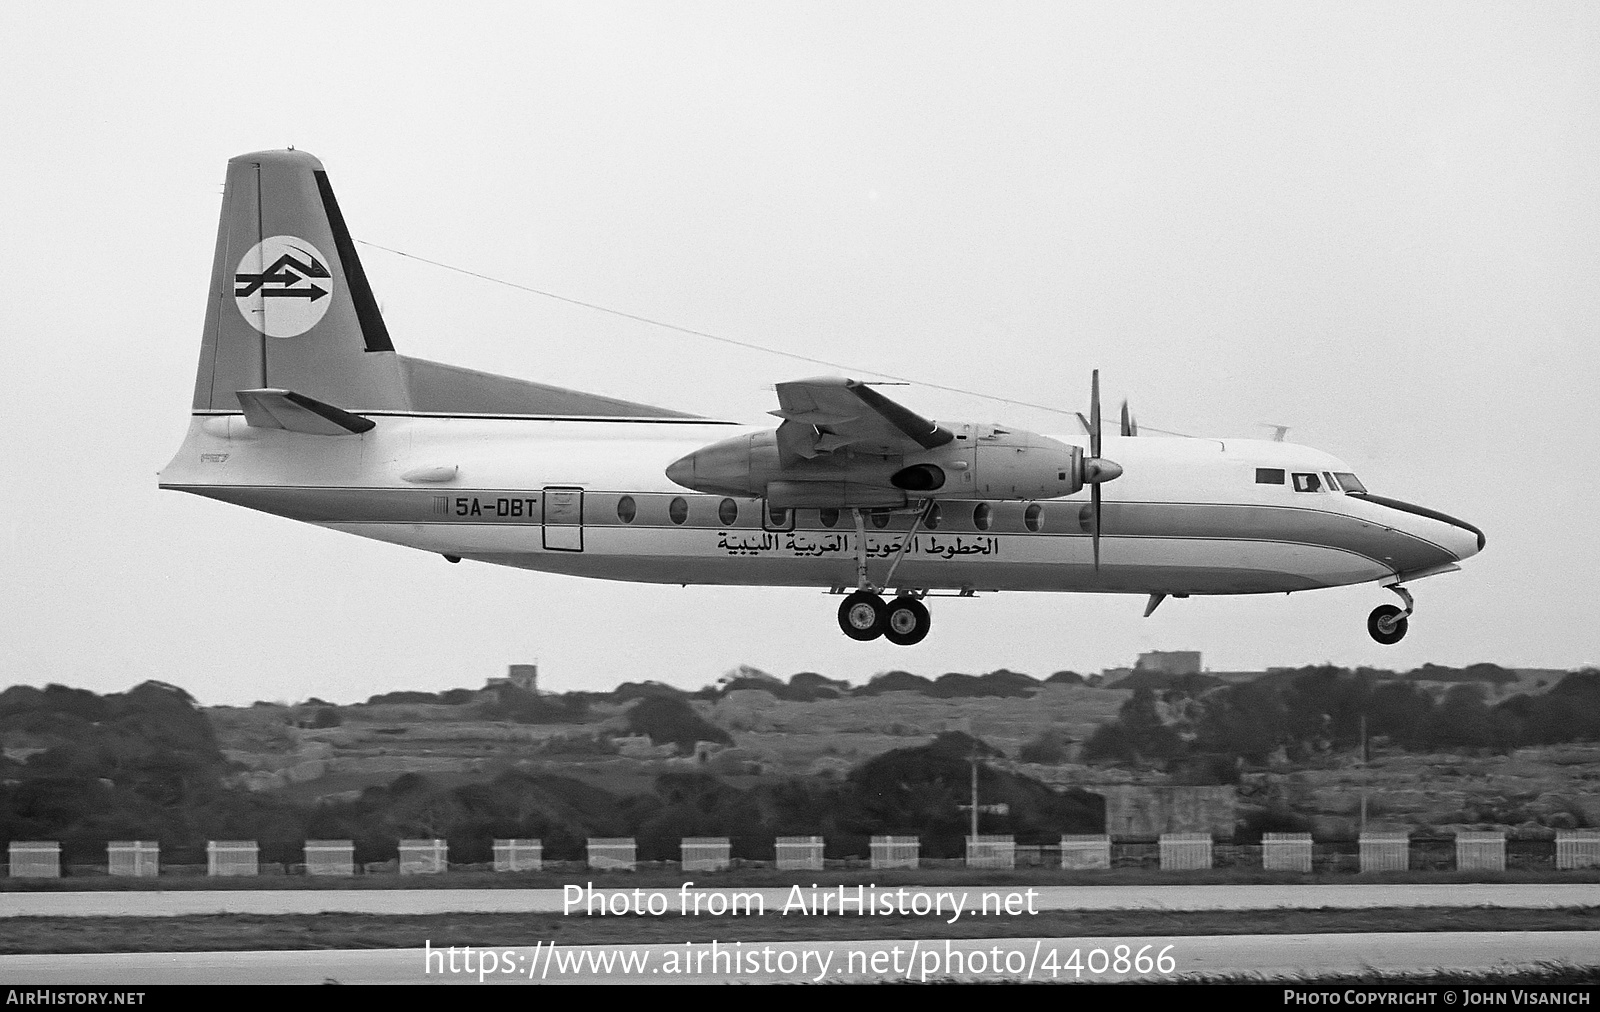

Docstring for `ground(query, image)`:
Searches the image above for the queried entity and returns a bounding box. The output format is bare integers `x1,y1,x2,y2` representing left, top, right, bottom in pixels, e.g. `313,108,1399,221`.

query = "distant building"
486,664,539,693
1134,651,1201,676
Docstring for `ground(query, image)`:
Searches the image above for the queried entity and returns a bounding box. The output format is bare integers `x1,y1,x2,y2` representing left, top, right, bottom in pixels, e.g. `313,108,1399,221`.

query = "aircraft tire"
838,591,886,641
1367,604,1408,645
883,597,930,646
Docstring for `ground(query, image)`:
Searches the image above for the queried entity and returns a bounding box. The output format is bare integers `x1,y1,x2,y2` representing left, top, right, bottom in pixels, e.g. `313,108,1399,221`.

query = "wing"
770,377,953,466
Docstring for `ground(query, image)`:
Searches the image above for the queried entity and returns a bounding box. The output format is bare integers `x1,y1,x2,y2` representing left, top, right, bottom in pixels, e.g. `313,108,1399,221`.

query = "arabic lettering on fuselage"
714,531,779,555
714,532,999,558
921,535,1000,559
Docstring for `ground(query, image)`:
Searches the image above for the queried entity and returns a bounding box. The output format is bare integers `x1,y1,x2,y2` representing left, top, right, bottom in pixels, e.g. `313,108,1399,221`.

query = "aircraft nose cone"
1450,518,1486,560
1351,492,1485,563
1430,509,1486,561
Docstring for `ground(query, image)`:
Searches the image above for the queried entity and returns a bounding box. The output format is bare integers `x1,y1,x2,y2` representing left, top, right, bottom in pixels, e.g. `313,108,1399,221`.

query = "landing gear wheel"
1368,604,1409,645
883,597,931,646
838,591,886,641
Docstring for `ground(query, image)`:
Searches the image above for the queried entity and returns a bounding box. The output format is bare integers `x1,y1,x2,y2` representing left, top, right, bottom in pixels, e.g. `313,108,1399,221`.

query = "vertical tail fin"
192,149,410,412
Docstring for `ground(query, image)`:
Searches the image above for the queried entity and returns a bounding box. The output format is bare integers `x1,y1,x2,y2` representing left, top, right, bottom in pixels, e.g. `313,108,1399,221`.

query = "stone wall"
1097,785,1237,838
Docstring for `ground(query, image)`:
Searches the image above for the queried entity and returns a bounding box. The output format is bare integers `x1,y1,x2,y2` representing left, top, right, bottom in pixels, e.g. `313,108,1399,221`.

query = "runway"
3,932,1597,983
3,883,1598,917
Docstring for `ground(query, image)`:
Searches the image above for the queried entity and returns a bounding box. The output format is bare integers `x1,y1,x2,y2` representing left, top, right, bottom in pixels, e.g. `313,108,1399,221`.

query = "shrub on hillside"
364,690,446,705
625,695,733,753
1404,663,1518,685
790,672,851,698
847,733,1103,849
854,670,936,696
1018,729,1070,764
481,685,589,724
612,681,688,703
929,672,1036,698
1082,687,1184,765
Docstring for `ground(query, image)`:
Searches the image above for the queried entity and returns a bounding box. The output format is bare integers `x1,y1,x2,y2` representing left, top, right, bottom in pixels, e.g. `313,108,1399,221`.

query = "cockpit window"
1323,472,1342,491
1255,468,1285,484
1292,472,1323,493
1334,472,1367,493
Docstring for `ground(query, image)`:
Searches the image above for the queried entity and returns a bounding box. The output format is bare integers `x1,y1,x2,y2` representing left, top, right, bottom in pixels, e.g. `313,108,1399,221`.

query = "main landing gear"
837,591,931,646
836,504,934,646
1368,584,1415,645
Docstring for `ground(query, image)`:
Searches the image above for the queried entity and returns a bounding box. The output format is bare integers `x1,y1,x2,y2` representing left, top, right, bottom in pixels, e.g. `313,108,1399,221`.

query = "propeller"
1120,399,1138,437
1082,370,1124,569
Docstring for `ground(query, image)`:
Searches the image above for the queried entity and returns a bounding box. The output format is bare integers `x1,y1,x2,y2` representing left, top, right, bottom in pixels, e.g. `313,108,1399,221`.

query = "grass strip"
0,906,1596,955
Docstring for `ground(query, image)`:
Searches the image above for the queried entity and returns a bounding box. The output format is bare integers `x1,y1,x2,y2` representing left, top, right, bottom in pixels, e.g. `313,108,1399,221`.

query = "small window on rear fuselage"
1256,468,1285,485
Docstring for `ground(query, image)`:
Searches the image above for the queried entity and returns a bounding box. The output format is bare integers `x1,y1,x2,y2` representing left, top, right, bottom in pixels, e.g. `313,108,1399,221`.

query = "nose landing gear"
1368,584,1415,645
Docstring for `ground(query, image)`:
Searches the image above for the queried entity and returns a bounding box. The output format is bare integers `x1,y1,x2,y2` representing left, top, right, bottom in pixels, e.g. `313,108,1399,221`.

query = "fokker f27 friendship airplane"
160,150,1485,647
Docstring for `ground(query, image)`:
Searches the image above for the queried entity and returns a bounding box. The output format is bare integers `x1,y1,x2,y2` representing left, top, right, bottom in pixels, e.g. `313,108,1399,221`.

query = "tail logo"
233,235,334,338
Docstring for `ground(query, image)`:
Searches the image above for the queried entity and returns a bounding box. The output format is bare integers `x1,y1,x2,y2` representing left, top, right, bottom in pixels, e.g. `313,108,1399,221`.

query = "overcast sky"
2,3,1596,705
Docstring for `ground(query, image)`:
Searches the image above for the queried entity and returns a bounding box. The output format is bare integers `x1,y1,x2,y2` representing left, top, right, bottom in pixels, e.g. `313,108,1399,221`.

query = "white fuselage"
159,413,1482,597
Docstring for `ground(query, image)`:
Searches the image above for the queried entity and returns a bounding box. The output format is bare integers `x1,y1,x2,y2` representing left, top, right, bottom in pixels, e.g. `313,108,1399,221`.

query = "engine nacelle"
666,421,1093,508
967,424,1084,500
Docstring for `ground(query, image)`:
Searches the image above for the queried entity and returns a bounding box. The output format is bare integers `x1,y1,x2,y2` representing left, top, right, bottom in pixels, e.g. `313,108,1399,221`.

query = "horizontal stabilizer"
236,388,376,435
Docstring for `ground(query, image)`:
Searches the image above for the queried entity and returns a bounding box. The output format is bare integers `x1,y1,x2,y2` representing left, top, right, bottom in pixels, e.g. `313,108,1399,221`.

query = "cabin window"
924,504,942,530
1334,472,1367,494
669,496,689,524
973,503,992,531
1024,503,1043,532
616,496,637,524
768,504,788,527
870,511,890,530
718,498,738,525
1255,468,1285,485
1291,472,1323,493
819,507,840,528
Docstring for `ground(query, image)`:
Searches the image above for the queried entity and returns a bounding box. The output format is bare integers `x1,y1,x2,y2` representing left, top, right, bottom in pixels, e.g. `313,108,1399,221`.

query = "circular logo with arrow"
233,235,334,338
